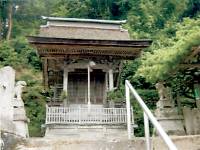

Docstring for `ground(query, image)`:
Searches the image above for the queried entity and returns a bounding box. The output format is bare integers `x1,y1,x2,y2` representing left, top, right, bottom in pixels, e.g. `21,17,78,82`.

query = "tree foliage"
52,0,131,19
0,41,21,67
136,18,200,83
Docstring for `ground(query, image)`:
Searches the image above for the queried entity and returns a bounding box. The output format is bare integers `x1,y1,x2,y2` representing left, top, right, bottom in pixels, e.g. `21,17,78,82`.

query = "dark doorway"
68,69,105,104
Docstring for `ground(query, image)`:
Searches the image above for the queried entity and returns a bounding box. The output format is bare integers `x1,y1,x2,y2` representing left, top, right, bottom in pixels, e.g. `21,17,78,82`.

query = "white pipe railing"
46,106,133,125
125,80,177,150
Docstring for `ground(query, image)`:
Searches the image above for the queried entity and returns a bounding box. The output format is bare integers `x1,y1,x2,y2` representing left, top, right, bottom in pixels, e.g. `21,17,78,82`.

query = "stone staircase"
16,137,142,150
15,135,200,150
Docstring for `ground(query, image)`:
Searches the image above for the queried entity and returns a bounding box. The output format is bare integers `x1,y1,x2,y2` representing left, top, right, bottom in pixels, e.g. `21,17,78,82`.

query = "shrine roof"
39,16,130,40
28,17,152,59
27,36,152,59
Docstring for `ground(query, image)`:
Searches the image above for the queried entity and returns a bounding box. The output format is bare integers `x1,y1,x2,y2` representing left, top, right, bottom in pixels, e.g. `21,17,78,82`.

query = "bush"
131,89,158,136
0,41,22,67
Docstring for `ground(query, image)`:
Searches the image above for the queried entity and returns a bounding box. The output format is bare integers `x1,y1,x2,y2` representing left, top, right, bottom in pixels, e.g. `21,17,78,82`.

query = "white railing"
46,106,134,125
125,80,177,150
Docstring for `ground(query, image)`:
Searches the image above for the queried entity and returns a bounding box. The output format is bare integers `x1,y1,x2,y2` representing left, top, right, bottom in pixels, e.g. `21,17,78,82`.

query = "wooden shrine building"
28,17,152,138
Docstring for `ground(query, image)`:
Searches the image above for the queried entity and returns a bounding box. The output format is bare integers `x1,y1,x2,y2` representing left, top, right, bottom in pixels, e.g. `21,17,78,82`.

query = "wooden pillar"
88,65,91,107
63,68,68,93
105,72,108,91
63,62,69,106
43,58,48,89
109,69,114,91
93,75,96,104
87,61,95,109
103,71,108,105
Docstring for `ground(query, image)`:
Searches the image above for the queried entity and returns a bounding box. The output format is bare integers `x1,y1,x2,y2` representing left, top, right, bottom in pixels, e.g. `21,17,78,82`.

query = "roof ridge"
41,16,127,25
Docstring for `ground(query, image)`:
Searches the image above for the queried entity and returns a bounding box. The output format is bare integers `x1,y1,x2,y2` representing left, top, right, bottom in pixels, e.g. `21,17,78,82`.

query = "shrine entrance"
68,69,105,104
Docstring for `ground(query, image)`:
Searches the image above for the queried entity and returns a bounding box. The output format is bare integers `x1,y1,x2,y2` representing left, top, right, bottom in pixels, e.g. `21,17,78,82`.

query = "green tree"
135,18,200,83
52,0,131,20
0,41,21,67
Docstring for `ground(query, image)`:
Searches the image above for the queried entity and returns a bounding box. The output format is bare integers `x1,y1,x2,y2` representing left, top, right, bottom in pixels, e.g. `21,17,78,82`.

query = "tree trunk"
0,20,3,40
6,2,12,40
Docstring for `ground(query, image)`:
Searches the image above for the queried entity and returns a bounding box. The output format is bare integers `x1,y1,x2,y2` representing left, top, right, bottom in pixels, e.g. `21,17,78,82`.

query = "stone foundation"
13,98,29,138
183,107,200,135
155,99,185,135
16,135,200,150
1,131,24,150
45,124,130,140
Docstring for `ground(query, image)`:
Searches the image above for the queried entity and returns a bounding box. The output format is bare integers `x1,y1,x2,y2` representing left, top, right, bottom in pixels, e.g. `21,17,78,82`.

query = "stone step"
15,135,200,150
16,138,140,150
45,125,129,140
68,104,104,108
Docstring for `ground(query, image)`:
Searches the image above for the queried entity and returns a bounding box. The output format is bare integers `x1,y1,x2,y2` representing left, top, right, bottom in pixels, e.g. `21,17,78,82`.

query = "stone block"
156,117,185,135
45,125,129,140
0,66,15,123
156,99,174,108
155,106,185,135
196,100,200,109
155,107,179,118
183,107,200,135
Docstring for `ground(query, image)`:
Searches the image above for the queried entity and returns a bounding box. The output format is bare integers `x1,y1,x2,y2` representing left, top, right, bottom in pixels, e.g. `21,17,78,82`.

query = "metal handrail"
125,80,177,150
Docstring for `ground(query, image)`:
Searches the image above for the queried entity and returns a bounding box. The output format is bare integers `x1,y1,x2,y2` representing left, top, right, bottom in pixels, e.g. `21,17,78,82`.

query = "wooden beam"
36,44,141,54
36,46,141,60
27,36,152,47
179,64,200,69
39,54,136,60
